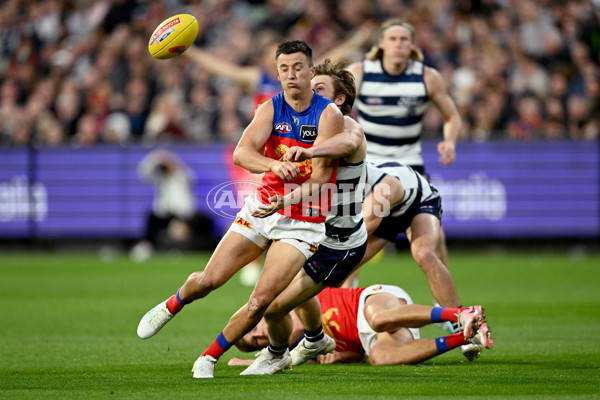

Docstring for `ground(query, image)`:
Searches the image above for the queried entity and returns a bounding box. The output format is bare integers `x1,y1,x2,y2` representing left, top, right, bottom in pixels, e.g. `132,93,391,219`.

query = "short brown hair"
276,40,314,66
314,59,356,116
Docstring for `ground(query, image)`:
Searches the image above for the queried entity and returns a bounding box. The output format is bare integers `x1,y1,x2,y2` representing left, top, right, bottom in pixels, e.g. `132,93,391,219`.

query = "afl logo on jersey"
300,125,317,142
366,97,383,105
275,122,292,134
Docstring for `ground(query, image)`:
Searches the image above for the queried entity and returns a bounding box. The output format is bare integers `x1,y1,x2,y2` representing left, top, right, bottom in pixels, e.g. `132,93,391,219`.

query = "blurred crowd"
0,0,598,148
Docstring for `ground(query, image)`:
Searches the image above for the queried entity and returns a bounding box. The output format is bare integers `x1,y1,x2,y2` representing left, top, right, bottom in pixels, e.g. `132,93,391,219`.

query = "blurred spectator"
0,0,598,147
102,111,131,144
143,90,187,143
508,94,544,140
130,149,218,261
186,81,218,143
72,113,100,147
542,96,567,140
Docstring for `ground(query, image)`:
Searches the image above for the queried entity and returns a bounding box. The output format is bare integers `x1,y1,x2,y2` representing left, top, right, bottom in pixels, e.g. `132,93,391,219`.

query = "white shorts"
228,194,325,259
357,284,421,356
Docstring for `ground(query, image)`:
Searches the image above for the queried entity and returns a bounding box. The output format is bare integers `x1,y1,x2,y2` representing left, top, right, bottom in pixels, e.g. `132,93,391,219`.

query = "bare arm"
252,104,345,217
283,117,365,162
348,62,363,92
233,101,299,181
424,66,462,166
318,20,377,64
183,46,260,92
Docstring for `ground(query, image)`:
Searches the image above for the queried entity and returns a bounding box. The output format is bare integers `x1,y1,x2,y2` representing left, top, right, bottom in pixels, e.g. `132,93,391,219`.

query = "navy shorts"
303,241,368,287
372,196,442,243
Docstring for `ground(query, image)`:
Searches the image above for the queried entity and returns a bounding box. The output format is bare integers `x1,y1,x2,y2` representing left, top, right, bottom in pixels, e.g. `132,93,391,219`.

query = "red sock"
446,332,469,349
201,332,232,360
440,307,466,322
165,295,185,315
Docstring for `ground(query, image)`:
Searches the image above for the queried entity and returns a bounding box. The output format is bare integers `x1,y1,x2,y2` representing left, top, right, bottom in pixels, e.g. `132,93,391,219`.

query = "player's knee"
246,295,270,319
366,313,388,333
369,347,395,365
264,304,285,323
411,245,437,270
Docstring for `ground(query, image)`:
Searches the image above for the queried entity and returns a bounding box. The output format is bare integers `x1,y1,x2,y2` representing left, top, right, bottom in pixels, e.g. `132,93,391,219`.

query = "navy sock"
304,326,324,343
268,343,288,356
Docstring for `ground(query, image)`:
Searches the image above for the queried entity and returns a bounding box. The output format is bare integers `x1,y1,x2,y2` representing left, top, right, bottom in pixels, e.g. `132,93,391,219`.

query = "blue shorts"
372,196,442,243
303,241,368,287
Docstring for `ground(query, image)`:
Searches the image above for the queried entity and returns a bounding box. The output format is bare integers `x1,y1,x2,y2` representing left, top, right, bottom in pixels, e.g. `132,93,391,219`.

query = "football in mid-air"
148,14,199,59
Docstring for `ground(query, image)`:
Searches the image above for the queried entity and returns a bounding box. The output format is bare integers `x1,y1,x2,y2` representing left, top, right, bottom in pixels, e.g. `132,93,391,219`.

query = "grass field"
1,247,599,399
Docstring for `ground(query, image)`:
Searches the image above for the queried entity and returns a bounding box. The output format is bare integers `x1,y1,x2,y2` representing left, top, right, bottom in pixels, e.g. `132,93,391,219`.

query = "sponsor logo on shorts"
234,216,252,229
309,243,319,252
300,125,317,142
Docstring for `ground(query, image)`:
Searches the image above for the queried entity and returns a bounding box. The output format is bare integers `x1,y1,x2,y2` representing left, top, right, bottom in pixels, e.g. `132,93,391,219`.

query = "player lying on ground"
229,284,494,366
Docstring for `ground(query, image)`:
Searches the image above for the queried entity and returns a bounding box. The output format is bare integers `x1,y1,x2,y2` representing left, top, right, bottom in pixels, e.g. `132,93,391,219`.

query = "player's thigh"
406,213,441,247
203,230,265,285
252,240,308,303
363,292,407,327
267,270,324,317
360,235,387,266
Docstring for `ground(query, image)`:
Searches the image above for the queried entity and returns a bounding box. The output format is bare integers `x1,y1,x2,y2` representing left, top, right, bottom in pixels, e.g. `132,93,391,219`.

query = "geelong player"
137,40,345,379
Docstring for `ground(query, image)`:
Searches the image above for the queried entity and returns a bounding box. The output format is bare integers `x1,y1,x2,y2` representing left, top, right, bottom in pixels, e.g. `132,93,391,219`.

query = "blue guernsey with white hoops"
356,59,429,166
323,118,368,250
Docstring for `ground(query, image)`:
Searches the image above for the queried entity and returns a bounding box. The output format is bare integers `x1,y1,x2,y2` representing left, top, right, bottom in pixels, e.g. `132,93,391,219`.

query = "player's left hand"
283,146,314,162
251,195,289,218
437,141,456,165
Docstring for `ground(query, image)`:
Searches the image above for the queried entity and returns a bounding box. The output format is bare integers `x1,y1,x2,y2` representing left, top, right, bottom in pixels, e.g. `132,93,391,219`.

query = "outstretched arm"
283,118,364,162
318,20,377,65
425,66,461,166
183,46,260,92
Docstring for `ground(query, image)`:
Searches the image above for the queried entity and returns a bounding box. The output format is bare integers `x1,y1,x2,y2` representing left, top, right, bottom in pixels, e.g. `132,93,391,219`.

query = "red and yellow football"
148,14,199,60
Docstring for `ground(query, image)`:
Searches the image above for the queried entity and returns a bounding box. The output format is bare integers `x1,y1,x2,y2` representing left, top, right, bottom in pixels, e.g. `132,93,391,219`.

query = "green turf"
1,248,599,399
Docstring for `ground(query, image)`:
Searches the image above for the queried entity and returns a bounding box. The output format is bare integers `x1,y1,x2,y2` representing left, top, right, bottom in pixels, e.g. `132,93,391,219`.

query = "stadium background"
1,2,599,398
1,0,599,251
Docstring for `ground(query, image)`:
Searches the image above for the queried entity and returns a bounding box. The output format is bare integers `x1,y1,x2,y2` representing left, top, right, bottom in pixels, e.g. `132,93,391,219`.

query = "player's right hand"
269,160,299,181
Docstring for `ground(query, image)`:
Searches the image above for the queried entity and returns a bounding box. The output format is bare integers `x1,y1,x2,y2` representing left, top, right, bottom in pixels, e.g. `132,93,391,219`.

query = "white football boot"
290,334,336,366
192,355,217,378
240,348,292,375
137,300,174,339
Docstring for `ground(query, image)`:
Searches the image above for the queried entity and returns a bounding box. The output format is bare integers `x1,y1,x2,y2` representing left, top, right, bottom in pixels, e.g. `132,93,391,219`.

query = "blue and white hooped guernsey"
356,58,429,167
322,123,368,250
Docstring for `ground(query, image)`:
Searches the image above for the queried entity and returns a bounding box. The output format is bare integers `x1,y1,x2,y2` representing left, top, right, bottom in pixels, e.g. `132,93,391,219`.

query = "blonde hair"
365,19,424,62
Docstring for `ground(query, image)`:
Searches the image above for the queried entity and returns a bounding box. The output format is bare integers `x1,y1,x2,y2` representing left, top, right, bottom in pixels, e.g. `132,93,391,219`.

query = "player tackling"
136,40,345,379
